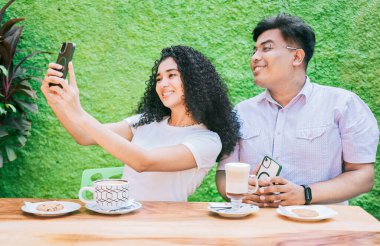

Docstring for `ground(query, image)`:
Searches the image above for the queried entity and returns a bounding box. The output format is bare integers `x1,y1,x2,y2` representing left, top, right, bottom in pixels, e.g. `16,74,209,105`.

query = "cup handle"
78,186,95,205
247,175,259,194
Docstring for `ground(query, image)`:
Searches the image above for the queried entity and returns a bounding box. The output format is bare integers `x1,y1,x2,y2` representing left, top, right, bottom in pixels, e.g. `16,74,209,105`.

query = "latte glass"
225,163,258,210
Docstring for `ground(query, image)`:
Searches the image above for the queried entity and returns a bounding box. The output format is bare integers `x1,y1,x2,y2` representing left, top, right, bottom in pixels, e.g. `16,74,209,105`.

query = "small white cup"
79,179,129,210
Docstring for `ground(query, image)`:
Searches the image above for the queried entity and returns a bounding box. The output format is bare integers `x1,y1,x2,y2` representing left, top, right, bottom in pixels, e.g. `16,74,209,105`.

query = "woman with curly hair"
41,45,240,201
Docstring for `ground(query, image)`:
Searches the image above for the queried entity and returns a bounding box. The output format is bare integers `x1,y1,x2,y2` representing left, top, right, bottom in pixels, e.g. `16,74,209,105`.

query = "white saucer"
277,205,338,222
208,202,259,218
85,201,142,215
21,201,81,217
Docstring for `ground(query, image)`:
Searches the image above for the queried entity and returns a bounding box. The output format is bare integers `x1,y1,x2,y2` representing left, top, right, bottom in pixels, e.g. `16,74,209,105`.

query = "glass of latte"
225,163,258,211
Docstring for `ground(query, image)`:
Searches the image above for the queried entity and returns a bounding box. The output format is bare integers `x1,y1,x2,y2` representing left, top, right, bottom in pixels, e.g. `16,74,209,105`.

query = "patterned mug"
79,179,129,210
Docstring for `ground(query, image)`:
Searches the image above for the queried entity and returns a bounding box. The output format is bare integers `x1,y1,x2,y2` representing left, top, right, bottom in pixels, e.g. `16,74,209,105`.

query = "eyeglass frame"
252,42,300,55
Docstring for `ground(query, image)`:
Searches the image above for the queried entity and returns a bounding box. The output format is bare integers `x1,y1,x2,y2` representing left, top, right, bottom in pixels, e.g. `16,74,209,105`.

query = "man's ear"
293,49,305,67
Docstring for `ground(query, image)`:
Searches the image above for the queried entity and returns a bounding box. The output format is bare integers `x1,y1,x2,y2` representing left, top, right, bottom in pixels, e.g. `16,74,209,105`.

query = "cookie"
292,208,319,217
36,202,64,212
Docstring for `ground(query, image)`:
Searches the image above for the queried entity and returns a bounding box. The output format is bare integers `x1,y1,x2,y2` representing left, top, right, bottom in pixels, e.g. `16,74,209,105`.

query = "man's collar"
298,76,312,103
257,76,313,105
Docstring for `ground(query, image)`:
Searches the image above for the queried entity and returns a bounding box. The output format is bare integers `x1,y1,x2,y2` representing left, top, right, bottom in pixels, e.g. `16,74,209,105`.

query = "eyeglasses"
285,46,299,51
252,43,300,55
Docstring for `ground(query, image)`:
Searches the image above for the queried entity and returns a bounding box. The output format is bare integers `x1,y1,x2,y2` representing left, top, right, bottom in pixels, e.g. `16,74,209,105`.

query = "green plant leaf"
13,51,51,74
5,146,16,162
17,135,27,147
0,151,3,168
0,104,7,115
2,25,23,65
0,17,25,36
31,76,43,83
18,80,33,90
0,0,46,167
16,88,37,99
5,103,17,112
0,65,8,76
13,99,38,113
0,0,17,24
0,126,8,137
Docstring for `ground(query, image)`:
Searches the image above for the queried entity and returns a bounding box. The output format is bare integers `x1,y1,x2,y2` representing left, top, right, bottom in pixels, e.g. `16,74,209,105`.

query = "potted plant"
0,0,47,167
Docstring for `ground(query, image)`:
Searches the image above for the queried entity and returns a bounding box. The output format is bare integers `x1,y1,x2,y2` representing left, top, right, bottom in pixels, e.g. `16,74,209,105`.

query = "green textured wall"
0,0,379,219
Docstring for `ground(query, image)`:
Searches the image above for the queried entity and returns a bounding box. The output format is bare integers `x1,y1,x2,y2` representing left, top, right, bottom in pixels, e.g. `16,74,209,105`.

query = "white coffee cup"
225,163,258,210
79,179,129,210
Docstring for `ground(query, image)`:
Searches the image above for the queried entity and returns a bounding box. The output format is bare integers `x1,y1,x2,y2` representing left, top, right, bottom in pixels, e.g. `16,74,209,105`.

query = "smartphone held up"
49,42,76,87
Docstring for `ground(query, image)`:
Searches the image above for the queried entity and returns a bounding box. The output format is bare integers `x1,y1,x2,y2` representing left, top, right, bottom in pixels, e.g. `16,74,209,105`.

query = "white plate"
277,205,338,221
21,201,81,217
208,203,259,218
85,201,142,215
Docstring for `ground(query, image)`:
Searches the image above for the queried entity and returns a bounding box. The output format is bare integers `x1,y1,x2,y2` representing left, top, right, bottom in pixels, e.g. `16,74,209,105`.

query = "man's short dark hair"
253,13,315,69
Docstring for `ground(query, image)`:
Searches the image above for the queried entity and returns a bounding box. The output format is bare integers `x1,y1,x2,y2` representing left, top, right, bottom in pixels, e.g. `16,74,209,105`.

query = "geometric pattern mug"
79,179,129,210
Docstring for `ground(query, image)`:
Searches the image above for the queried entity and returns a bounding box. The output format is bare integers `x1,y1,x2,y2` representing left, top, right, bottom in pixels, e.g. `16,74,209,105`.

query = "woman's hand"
41,63,65,106
41,62,85,121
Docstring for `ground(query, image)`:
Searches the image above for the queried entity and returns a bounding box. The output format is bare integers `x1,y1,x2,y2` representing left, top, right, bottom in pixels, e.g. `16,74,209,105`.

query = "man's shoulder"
235,92,266,110
311,82,357,101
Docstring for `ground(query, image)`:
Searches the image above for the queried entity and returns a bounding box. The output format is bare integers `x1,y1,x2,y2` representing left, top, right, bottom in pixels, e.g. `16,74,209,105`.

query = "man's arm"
251,162,374,206
310,162,374,204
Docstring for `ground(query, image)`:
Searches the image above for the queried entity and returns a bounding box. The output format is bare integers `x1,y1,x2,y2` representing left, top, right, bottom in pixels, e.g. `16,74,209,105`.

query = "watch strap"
301,184,312,205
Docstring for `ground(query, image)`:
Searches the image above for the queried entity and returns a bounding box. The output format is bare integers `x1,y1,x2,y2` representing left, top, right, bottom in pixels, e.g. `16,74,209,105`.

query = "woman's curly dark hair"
135,45,240,160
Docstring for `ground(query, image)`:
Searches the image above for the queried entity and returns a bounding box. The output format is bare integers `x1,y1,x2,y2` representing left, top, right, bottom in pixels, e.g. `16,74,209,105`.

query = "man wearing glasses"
216,13,379,207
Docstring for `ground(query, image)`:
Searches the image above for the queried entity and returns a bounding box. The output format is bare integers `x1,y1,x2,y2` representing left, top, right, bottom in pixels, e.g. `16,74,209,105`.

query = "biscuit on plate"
292,208,319,217
36,202,64,212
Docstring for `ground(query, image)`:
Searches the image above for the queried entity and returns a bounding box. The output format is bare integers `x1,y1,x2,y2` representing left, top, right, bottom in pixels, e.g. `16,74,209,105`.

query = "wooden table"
0,198,379,245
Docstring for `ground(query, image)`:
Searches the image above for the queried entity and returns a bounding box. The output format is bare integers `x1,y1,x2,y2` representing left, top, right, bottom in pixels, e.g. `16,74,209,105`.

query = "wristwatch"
301,184,312,205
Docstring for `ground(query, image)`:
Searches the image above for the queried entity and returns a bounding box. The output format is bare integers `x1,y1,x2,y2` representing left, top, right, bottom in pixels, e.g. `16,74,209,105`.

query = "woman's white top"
123,115,222,201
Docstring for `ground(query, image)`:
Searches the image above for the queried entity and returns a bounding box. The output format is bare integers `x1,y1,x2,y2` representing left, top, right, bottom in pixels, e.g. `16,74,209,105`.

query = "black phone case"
49,42,75,87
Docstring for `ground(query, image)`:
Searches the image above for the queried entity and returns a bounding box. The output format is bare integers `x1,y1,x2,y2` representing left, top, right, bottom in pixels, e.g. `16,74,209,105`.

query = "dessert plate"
85,201,142,215
21,201,81,217
277,205,338,221
208,202,259,218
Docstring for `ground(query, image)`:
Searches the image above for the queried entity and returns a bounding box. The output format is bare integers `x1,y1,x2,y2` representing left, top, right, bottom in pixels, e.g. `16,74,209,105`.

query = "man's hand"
243,177,271,206
243,176,305,207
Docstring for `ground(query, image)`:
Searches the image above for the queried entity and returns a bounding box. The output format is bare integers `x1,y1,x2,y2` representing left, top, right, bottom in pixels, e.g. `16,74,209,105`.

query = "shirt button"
277,132,281,135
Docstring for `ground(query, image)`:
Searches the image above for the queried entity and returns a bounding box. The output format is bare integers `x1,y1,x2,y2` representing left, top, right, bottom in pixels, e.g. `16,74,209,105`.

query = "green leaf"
17,135,27,147
18,80,33,90
0,126,8,137
16,88,37,99
5,146,16,162
31,76,43,83
0,104,7,115
13,99,38,113
0,65,8,77
5,103,17,113
0,152,3,168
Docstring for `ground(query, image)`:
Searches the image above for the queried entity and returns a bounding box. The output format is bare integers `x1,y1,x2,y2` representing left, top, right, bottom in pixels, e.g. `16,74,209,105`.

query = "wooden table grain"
0,198,379,245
